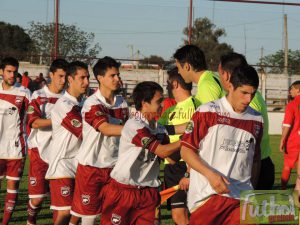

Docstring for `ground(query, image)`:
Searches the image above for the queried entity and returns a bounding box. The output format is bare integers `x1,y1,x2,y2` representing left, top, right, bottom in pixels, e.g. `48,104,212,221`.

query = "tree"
141,55,165,67
260,50,300,74
0,21,32,60
27,22,101,64
183,17,233,70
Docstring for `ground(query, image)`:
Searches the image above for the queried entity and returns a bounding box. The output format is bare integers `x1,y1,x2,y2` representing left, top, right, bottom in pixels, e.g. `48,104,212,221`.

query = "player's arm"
251,127,263,189
280,103,293,153
31,118,52,129
280,126,291,153
178,165,191,191
181,146,230,194
97,122,123,137
153,141,181,159
164,123,187,135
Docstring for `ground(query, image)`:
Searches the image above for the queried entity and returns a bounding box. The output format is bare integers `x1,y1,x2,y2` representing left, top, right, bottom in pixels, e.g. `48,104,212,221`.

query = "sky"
1,0,300,65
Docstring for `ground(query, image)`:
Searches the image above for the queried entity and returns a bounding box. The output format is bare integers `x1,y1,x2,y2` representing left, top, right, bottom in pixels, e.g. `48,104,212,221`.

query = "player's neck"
174,91,191,103
66,88,82,101
192,70,205,84
2,81,13,90
99,86,114,104
48,83,61,94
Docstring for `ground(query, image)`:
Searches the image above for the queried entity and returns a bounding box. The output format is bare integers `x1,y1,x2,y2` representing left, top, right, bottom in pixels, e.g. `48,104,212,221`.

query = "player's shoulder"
15,86,31,97
196,99,221,113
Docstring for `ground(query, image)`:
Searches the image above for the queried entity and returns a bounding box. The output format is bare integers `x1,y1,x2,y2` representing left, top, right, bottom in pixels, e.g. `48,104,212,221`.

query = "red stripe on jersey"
131,127,159,153
0,93,24,111
61,105,83,139
85,105,109,130
181,111,263,152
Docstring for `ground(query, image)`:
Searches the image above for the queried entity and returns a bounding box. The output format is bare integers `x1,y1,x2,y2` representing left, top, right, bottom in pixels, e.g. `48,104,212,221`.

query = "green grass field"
0,135,297,224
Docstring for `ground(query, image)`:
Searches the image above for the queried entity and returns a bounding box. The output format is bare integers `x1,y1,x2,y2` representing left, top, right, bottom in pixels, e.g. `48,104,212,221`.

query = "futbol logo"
27,106,35,114
71,119,82,128
141,137,151,148
30,177,37,186
81,195,90,205
185,120,194,134
61,186,70,196
111,213,121,225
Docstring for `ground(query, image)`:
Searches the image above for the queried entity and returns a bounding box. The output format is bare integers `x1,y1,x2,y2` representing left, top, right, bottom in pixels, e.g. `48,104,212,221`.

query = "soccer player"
280,80,300,190
26,59,68,225
158,68,196,225
181,66,263,225
70,56,129,225
45,61,89,225
218,52,275,189
0,57,31,224
100,81,181,225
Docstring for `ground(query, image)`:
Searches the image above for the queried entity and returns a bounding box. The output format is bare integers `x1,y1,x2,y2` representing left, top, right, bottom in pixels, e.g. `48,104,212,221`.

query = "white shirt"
0,81,31,159
76,89,129,168
181,97,263,211
45,91,82,179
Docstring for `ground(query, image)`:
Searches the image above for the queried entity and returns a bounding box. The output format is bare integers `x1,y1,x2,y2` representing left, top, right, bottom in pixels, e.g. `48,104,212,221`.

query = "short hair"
220,52,248,74
0,57,19,70
230,66,259,90
66,61,88,79
291,80,300,90
93,56,120,80
173,45,207,71
50,59,69,73
132,81,163,111
167,67,192,91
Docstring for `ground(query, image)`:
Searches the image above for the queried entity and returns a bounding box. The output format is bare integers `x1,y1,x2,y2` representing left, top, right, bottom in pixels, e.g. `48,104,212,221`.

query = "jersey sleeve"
27,94,43,128
131,126,160,153
60,105,83,139
84,104,109,130
196,80,221,105
283,102,294,127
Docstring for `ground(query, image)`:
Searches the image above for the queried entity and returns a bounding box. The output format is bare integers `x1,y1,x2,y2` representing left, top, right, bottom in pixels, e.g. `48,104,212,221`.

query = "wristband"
164,125,175,135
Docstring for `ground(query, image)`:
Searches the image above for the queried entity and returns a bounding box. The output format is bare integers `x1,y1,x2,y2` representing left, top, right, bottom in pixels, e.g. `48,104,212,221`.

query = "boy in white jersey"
100,81,181,225
45,61,89,225
181,66,263,225
70,57,128,225
26,59,68,225
0,57,31,224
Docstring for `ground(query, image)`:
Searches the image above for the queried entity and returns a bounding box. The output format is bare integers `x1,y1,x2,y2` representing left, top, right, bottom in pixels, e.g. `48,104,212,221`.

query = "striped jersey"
76,89,129,168
27,85,62,162
0,81,31,159
45,91,82,179
181,97,263,211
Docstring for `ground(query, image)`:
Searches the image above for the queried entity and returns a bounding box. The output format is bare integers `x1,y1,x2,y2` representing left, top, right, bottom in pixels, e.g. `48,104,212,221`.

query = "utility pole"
54,0,59,59
243,25,247,57
283,14,288,75
127,44,134,67
188,0,193,44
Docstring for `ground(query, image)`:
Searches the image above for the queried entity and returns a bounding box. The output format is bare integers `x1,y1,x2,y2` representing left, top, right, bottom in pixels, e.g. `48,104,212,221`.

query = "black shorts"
256,156,275,190
164,161,187,210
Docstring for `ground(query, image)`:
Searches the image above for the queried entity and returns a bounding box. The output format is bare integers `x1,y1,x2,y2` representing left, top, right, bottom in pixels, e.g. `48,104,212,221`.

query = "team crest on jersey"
27,106,35,114
30,177,37,186
8,107,17,115
61,186,70,196
95,111,105,116
185,120,194,134
71,119,81,128
111,213,121,225
81,194,90,205
141,137,152,148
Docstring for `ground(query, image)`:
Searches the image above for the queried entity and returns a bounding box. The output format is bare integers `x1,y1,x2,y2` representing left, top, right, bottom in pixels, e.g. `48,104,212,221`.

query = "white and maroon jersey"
0,81,31,159
181,97,263,211
76,89,129,168
27,86,63,161
110,111,168,187
45,91,82,179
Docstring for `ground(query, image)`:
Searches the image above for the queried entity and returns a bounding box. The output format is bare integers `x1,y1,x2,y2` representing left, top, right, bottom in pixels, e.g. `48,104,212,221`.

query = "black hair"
0,57,19,70
173,45,207,71
220,52,248,74
132,81,163,110
66,61,88,79
93,56,121,82
230,66,259,90
167,67,192,91
50,59,69,73
291,80,300,90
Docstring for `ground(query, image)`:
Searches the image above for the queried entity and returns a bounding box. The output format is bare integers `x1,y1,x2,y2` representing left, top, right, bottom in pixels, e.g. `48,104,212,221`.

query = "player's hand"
279,139,287,153
207,172,230,194
179,177,190,191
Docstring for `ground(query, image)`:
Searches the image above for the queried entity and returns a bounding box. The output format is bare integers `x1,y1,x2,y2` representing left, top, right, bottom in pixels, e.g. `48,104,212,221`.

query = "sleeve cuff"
181,141,198,152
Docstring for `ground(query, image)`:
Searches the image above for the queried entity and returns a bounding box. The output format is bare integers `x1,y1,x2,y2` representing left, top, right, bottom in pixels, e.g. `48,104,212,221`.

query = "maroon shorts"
49,178,74,211
284,151,299,169
28,148,49,198
190,195,253,225
71,164,112,217
0,158,25,180
100,179,160,225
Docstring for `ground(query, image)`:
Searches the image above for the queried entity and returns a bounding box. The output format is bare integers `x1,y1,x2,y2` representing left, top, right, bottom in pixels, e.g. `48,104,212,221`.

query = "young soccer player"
100,81,181,225
181,66,263,225
70,56,129,225
0,57,31,225
280,80,300,190
45,61,89,225
26,59,68,225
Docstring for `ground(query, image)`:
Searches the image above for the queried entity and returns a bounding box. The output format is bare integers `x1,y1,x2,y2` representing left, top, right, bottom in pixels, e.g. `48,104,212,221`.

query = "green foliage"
0,21,32,60
27,22,101,64
261,50,300,74
183,17,233,70
141,55,165,67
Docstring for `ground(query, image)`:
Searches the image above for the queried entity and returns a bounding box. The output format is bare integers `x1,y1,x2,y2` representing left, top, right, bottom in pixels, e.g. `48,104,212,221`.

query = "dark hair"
132,81,163,110
66,61,88,79
0,57,19,70
291,80,300,90
50,59,69,73
173,45,207,71
168,67,192,91
220,52,248,74
230,66,259,90
93,56,121,81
